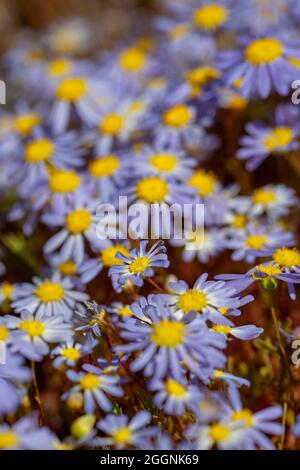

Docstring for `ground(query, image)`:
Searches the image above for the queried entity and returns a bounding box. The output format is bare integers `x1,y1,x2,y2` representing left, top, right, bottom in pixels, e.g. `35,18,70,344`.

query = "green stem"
268,295,296,448
31,361,47,425
279,402,288,450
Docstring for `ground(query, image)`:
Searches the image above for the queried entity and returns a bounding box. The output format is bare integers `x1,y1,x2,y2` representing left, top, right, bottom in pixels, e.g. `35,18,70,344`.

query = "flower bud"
70,414,95,439
262,277,277,293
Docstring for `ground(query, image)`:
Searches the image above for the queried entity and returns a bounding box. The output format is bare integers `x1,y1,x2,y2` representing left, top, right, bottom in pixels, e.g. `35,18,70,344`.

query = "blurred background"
0,0,159,54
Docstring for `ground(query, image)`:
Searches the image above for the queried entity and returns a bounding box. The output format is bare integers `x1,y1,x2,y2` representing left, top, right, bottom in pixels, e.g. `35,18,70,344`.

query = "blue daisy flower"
0,351,31,416
0,415,56,450
50,74,103,134
12,273,88,319
133,144,196,181
238,120,300,171
222,385,282,450
42,188,100,264
94,411,154,449
147,376,202,416
109,240,169,292
225,222,295,263
250,184,298,219
51,340,85,368
5,309,73,356
220,34,300,98
65,363,123,413
116,295,226,381
166,273,242,324
216,253,300,300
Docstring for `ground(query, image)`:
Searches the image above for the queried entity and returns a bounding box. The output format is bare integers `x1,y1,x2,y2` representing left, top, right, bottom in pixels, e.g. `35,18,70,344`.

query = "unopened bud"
262,277,277,293
70,414,95,439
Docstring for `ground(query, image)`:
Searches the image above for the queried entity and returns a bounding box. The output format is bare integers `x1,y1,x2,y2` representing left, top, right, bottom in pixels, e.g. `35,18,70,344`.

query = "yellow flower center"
245,234,267,249
80,373,100,390
151,320,185,347
163,104,191,128
231,214,246,229
89,155,120,177
59,260,77,276
213,369,224,378
150,153,177,172
14,113,41,135
252,264,282,279
194,4,229,30
252,188,276,204
213,325,232,335
100,114,124,135
50,170,80,193
245,38,283,65
165,379,187,398
118,305,133,317
188,169,217,196
231,409,254,428
129,256,150,274
0,431,19,449
178,289,207,313
186,66,220,85
66,209,92,234
100,244,130,267
63,347,80,361
136,177,169,202
189,230,205,244
209,423,231,442
48,59,72,77
56,77,87,101
272,247,300,267
113,427,132,445
219,307,229,315
25,139,54,164
264,127,294,152
0,325,9,342
20,319,45,337
1,282,14,300
35,281,65,303
119,48,147,72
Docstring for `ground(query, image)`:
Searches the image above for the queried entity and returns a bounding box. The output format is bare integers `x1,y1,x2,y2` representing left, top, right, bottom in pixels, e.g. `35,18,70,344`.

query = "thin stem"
279,402,288,450
270,304,294,401
31,361,47,425
268,294,296,449
147,277,163,292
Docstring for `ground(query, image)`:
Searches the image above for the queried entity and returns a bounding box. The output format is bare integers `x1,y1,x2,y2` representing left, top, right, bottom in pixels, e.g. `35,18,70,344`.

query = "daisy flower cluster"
1,0,300,451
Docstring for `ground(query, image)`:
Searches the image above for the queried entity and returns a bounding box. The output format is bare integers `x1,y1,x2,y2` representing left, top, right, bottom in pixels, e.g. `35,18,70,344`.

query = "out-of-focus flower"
5,309,73,355
12,273,88,319
0,416,56,450
220,35,300,98
65,363,123,413
95,412,154,449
